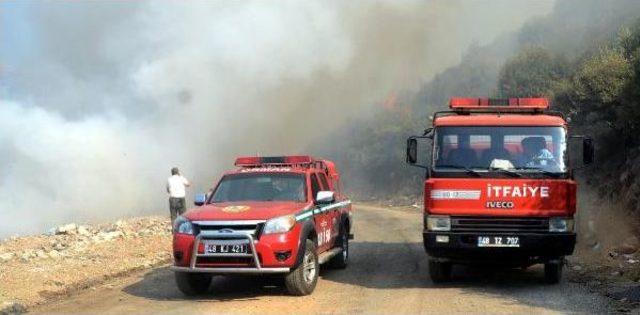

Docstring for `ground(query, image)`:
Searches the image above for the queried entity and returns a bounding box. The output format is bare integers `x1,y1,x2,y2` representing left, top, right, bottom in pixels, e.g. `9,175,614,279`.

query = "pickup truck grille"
193,220,265,239
451,216,549,233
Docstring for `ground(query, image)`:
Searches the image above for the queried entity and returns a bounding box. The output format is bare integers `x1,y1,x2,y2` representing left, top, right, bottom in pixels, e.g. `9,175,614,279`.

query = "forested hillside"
321,0,640,215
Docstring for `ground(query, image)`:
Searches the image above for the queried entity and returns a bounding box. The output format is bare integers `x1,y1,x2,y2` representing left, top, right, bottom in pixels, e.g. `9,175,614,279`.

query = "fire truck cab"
406,98,594,283
172,156,352,296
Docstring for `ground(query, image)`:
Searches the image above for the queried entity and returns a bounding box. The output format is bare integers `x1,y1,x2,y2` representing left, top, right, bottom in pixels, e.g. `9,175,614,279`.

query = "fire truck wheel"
328,224,349,269
544,258,564,284
285,239,318,296
175,272,212,296
428,259,452,283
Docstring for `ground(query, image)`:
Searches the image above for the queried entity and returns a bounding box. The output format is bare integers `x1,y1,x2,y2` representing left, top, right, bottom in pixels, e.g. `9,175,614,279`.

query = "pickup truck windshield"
433,126,567,174
211,173,306,203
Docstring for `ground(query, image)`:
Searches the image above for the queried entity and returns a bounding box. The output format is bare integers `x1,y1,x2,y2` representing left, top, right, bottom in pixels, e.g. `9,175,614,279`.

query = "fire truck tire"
428,259,452,283
544,258,564,284
285,239,318,296
175,272,212,296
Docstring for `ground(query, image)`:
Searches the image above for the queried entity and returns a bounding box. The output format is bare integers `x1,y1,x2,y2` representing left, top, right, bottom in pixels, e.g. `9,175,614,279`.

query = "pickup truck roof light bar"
234,155,319,168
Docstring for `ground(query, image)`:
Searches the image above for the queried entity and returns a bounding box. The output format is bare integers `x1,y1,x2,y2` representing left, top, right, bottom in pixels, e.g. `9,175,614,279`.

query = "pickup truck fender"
293,219,317,269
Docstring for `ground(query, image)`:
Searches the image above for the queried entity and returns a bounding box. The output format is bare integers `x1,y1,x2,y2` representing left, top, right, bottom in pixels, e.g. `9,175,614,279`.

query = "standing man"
167,167,191,223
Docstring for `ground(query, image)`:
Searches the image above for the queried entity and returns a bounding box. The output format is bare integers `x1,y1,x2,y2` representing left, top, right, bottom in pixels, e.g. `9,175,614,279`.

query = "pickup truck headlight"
173,216,194,235
263,214,296,234
427,215,451,231
549,217,574,232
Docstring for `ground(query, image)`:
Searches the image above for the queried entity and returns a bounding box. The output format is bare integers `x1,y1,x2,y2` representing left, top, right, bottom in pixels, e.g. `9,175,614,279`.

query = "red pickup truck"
172,156,352,296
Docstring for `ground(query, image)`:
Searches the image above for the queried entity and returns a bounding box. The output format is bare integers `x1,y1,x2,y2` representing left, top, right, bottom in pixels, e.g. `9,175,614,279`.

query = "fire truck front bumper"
423,231,576,264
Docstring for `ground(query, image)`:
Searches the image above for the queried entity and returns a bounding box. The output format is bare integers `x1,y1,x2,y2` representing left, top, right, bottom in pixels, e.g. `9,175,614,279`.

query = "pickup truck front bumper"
173,227,294,274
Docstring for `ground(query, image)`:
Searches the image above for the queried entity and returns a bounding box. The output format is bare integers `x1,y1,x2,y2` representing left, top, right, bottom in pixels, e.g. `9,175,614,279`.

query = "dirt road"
34,204,617,314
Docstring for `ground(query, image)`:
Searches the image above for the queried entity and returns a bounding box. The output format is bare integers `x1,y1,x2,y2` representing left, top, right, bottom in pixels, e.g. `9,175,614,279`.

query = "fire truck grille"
451,216,549,233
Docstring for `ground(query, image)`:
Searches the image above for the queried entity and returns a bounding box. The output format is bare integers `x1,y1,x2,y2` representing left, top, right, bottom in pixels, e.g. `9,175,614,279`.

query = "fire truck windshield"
433,126,567,175
211,173,307,203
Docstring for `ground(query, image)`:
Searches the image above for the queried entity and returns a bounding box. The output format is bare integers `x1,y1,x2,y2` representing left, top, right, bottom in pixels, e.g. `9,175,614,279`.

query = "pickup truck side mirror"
315,191,335,205
583,137,594,165
194,193,207,206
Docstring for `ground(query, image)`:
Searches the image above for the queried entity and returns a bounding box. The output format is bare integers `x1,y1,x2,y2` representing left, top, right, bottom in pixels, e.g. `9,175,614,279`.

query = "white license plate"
477,236,519,247
206,243,248,254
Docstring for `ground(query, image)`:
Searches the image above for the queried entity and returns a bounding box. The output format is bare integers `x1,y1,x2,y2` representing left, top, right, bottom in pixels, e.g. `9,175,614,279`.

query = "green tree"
498,47,568,97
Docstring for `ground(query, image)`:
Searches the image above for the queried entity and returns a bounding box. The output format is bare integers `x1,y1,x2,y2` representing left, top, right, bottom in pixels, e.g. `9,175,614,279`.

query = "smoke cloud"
0,0,554,237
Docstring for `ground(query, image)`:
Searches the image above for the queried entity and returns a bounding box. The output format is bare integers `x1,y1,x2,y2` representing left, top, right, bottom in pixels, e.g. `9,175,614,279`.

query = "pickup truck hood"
183,201,309,221
425,178,577,217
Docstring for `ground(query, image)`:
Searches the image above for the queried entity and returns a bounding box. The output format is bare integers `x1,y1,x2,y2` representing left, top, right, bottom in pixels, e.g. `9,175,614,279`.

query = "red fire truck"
171,156,352,296
406,98,594,283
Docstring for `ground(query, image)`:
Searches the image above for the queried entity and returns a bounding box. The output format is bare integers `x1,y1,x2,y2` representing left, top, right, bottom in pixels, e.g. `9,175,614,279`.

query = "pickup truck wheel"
285,239,318,296
544,258,564,284
328,224,349,269
428,259,452,283
175,272,212,296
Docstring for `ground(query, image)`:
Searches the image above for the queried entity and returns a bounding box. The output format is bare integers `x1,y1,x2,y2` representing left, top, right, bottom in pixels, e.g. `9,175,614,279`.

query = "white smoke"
0,0,554,237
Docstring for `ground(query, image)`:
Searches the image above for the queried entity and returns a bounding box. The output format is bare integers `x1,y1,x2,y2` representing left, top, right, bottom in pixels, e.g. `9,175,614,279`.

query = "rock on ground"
0,253,15,263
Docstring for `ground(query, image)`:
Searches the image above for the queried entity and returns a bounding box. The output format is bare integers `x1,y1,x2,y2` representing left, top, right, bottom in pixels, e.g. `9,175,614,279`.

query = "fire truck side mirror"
583,137,594,165
407,138,418,164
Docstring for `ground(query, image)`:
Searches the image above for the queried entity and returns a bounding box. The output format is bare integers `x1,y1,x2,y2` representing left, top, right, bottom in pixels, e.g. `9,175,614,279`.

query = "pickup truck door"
310,173,332,252
318,172,340,247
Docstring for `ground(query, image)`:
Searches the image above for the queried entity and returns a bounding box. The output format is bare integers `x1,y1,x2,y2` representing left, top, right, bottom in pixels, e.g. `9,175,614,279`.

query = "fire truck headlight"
174,216,194,235
549,217,574,232
263,214,296,234
427,215,451,231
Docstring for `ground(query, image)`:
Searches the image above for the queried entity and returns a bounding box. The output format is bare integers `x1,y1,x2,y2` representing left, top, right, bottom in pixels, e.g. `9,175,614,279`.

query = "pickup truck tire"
285,239,318,296
328,224,349,269
175,272,212,296
544,258,564,284
428,259,452,283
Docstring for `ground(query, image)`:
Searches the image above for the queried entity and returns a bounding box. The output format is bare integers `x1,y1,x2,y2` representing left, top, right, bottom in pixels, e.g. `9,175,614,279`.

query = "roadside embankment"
0,216,172,314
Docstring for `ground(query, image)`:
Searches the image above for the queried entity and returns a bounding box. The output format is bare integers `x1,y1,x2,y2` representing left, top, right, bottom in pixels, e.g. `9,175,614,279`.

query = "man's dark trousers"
169,197,186,223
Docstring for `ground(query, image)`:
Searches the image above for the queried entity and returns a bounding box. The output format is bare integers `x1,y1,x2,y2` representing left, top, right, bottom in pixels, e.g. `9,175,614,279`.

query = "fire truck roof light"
449,97,549,110
234,155,314,167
